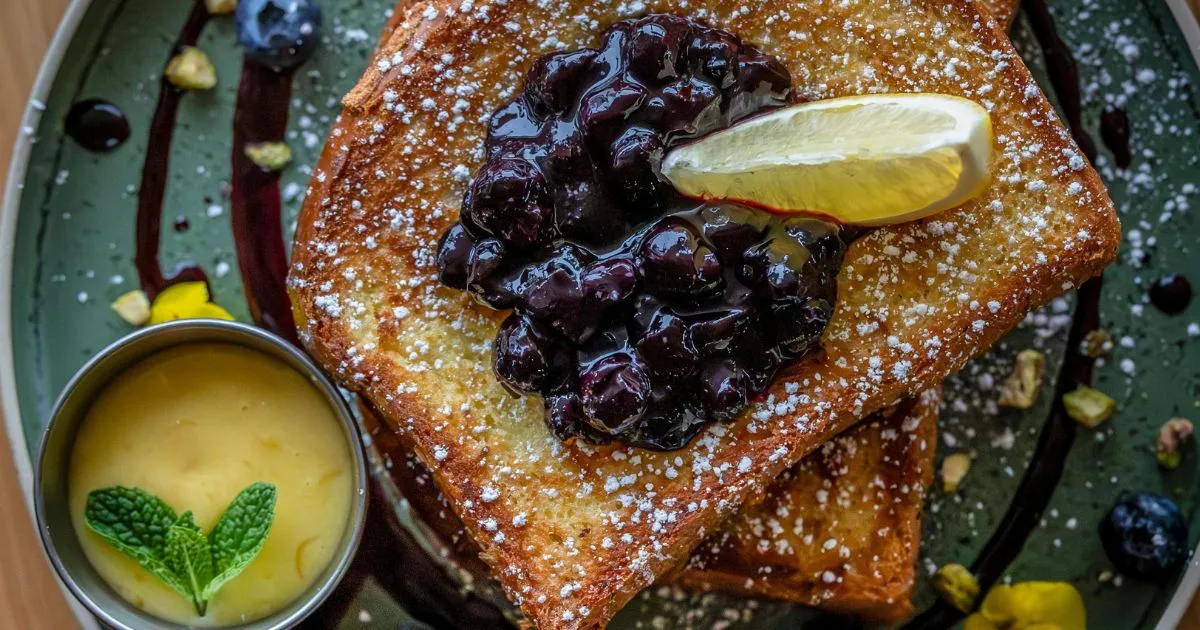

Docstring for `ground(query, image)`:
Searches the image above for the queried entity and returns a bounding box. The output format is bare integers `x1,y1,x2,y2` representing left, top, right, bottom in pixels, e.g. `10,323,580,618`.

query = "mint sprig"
85,482,277,616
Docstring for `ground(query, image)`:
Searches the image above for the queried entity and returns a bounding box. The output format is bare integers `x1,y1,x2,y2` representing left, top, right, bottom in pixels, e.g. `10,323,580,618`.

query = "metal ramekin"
34,319,367,630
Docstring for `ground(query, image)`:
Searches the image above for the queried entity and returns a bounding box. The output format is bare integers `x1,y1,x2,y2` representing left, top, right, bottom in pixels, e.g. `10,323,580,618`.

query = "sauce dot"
65,99,131,152
1148,274,1192,315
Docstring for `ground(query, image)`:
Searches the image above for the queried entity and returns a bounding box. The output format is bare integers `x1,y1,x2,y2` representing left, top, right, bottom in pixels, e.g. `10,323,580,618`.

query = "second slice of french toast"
290,0,1119,627
674,389,940,623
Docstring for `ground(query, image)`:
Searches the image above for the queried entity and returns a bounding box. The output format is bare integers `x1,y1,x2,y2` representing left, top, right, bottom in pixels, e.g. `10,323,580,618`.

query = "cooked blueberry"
552,180,627,245
436,222,475,289
625,15,692,83
634,309,696,379
544,393,586,441
519,246,596,342
606,126,667,211
465,238,513,307
689,306,753,355
235,0,323,72
580,354,651,434
432,15,833,450
462,158,553,247
740,238,808,299
727,54,792,121
494,315,566,394
650,77,720,134
485,100,541,156
688,28,741,87
579,78,647,146
701,204,771,261
628,402,706,450
1100,493,1189,582
769,297,834,355
582,257,638,309
526,49,599,115
638,220,723,296
700,361,750,421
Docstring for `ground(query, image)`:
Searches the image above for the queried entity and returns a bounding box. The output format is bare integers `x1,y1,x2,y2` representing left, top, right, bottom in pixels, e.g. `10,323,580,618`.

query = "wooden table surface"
2,1,1200,629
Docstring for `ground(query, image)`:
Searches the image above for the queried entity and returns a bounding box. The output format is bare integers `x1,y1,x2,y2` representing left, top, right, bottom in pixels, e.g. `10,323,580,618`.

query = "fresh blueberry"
1100,492,1189,582
235,0,323,72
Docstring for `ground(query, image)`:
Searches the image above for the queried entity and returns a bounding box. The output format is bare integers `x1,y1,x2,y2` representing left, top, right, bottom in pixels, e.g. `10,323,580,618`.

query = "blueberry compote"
436,15,847,450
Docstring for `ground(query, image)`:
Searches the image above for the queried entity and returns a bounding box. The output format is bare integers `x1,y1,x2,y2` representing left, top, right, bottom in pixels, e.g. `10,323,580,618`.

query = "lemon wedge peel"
661,94,994,226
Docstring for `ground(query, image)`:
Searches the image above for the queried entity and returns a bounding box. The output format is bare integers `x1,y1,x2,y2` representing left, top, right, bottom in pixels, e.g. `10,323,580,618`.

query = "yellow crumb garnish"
1062,386,1116,428
165,47,218,90
964,582,1086,630
148,282,234,324
933,563,980,612
111,289,151,326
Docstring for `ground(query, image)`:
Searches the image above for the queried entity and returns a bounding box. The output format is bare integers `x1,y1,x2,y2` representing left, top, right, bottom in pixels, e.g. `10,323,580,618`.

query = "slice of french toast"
383,389,939,623
289,0,1119,627
674,388,939,623
984,0,1021,27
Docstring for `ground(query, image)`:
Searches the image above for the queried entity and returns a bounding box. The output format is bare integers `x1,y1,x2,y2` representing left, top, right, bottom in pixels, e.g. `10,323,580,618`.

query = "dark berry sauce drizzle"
229,60,299,343
134,0,211,299
1100,105,1132,169
905,1,1109,627
64,99,131,152
436,15,847,450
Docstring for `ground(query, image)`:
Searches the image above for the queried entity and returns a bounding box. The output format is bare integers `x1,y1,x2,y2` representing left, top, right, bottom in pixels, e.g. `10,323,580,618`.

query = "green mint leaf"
202,482,277,601
164,525,214,616
85,486,190,600
174,510,201,532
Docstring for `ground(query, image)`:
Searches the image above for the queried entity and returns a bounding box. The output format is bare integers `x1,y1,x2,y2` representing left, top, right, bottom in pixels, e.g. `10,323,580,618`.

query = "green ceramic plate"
5,0,1200,628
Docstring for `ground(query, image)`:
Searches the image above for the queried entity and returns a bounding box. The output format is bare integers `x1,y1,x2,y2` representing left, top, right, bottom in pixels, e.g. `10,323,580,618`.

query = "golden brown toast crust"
382,390,937,623
290,1,1119,627
675,389,939,623
983,0,1021,27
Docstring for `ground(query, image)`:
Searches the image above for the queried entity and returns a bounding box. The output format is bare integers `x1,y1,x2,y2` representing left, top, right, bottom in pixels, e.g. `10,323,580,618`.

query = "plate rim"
2,1,1199,628
1,0,102,625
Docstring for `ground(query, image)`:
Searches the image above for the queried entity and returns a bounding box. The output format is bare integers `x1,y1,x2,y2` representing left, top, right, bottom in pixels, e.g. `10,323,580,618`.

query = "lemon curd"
68,343,354,626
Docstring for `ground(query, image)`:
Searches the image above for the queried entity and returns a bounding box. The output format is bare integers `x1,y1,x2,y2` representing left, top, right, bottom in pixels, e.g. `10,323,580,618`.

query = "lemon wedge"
661,94,993,226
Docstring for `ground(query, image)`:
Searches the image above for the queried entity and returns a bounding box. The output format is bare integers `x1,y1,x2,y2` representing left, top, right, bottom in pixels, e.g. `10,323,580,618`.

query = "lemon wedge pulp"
661,93,993,226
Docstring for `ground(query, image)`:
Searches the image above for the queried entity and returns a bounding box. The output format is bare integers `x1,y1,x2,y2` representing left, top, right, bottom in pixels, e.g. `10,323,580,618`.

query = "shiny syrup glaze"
64,99,131,152
134,1,210,299
229,60,299,344
1148,273,1192,315
437,15,847,451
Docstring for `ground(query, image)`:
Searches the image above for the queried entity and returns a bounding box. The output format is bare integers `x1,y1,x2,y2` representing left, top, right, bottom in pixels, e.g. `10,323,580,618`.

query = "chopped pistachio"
1062,386,1116,428
934,563,980,613
941,453,972,493
165,47,217,90
110,290,151,326
998,349,1045,409
1156,417,1194,470
244,142,293,171
1080,329,1113,358
205,0,237,14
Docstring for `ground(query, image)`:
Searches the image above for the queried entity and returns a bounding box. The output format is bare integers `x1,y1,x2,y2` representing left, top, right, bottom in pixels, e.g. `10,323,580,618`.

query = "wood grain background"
1,1,1198,628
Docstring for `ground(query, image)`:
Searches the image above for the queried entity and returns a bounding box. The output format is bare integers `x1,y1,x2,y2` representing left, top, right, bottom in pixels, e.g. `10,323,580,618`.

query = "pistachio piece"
998,349,1045,409
165,47,217,90
205,0,237,14
1156,417,1194,470
1062,386,1116,428
1080,329,1113,358
934,563,980,613
244,142,293,171
941,453,972,493
110,290,151,326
